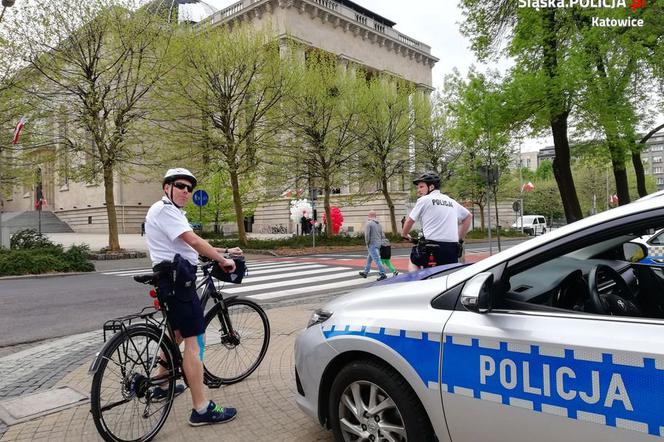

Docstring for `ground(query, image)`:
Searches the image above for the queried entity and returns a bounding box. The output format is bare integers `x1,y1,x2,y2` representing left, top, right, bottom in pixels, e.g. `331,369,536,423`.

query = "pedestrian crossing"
100,259,380,302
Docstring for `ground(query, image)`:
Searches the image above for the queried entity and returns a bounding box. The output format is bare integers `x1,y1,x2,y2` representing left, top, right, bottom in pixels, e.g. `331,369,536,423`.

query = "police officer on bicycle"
145,167,242,426
401,172,472,272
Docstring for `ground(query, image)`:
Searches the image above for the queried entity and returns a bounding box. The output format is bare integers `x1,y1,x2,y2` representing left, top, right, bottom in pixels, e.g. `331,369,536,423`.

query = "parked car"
511,214,547,235
295,197,664,442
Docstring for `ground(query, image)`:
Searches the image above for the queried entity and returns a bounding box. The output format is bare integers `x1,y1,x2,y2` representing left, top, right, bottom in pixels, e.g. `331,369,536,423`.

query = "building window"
655,167,663,174
653,157,662,163
658,177,664,185
651,144,663,151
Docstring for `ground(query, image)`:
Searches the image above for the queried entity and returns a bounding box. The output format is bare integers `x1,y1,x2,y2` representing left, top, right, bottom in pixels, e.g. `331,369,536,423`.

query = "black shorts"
156,266,205,338
410,241,459,267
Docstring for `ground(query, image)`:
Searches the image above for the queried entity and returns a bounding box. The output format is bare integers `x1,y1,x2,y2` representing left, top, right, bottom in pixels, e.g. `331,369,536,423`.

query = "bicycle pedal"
204,376,223,389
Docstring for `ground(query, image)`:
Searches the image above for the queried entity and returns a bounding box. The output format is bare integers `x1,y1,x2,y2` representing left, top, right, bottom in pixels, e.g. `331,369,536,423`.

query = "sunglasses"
173,182,193,193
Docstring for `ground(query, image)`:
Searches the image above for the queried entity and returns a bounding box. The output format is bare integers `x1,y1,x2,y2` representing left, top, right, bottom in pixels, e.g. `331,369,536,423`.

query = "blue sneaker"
151,384,186,401
189,401,237,427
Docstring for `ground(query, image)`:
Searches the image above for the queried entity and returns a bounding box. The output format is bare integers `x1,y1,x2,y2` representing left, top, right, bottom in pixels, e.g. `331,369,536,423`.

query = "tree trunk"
611,156,630,206
632,150,647,198
380,177,397,234
493,190,502,251
323,177,332,236
103,166,120,251
551,115,583,222
477,203,485,230
604,135,631,205
542,8,583,223
229,170,247,245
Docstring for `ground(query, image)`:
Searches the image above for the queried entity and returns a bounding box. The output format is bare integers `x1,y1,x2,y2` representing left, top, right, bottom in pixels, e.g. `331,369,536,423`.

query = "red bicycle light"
149,289,157,298
153,299,160,310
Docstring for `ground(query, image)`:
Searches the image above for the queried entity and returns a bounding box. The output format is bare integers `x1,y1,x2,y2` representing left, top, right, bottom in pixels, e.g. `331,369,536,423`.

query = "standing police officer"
401,172,472,272
145,167,240,427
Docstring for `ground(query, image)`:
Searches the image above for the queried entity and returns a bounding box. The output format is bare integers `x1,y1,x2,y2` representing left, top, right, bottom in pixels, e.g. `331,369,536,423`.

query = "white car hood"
323,277,450,313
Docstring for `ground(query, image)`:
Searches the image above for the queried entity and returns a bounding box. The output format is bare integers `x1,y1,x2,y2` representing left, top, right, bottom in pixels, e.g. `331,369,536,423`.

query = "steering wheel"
587,264,640,316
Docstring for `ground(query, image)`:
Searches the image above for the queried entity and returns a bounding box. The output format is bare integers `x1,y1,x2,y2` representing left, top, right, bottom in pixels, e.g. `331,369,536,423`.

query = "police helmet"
163,168,197,188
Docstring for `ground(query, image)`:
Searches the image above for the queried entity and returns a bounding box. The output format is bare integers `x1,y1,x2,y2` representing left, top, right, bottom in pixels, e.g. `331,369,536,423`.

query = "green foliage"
208,234,367,250
0,243,94,276
467,228,527,239
159,25,295,244
10,229,60,251
522,181,565,220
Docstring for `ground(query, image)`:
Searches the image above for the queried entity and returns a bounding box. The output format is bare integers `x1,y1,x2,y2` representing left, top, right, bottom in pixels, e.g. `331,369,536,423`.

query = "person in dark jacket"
359,210,387,281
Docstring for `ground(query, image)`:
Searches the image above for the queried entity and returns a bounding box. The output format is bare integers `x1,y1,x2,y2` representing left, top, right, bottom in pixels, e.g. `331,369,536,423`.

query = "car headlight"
306,309,333,328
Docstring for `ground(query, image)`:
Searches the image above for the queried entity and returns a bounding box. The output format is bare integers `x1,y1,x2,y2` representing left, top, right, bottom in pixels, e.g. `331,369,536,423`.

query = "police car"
294,196,664,442
633,228,664,266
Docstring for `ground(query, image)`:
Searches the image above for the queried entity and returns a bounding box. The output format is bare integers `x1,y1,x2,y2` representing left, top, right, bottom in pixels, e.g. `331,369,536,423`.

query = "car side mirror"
624,242,647,263
460,272,494,313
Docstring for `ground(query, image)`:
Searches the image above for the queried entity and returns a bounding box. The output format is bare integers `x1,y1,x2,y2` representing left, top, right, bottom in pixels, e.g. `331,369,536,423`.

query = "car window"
538,217,545,224
650,230,664,245
500,217,664,320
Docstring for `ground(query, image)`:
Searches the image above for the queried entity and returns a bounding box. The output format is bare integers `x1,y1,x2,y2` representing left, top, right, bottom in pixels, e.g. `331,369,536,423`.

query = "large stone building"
1,0,437,235
640,132,664,190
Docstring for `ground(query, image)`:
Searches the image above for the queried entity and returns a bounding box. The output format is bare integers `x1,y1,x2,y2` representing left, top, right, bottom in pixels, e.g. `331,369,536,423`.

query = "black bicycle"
407,235,464,267
89,260,270,442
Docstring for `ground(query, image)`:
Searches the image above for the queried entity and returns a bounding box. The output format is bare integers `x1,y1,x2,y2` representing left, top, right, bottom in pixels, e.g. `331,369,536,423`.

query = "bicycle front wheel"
90,326,177,442
203,298,270,384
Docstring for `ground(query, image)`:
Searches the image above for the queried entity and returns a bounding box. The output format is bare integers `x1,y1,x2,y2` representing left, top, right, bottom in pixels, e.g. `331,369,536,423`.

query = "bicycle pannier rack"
102,306,162,342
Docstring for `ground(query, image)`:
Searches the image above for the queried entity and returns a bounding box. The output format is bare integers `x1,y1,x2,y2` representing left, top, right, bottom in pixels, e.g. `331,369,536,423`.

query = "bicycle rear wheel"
203,298,270,384
90,325,177,442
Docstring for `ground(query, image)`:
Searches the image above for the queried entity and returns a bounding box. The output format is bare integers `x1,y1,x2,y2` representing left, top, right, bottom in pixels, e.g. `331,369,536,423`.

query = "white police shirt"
145,197,198,266
408,190,470,242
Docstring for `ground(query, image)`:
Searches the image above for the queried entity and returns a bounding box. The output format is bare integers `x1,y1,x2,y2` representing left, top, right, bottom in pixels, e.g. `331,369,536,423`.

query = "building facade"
2,0,437,235
640,132,664,191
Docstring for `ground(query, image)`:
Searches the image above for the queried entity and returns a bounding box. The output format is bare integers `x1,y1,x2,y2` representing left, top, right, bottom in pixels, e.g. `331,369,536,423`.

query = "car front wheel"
328,359,435,442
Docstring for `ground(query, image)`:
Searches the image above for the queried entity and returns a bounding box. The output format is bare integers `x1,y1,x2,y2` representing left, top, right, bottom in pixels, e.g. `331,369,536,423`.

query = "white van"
512,215,547,236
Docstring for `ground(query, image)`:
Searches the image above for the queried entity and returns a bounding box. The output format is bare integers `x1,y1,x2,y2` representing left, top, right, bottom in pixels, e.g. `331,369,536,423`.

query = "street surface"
0,240,525,440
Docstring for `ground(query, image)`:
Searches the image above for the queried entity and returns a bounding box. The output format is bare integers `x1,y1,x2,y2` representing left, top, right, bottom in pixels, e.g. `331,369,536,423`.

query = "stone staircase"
0,211,74,234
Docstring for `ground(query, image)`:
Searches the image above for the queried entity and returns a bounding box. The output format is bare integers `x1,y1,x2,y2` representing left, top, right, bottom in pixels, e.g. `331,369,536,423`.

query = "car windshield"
503,217,664,319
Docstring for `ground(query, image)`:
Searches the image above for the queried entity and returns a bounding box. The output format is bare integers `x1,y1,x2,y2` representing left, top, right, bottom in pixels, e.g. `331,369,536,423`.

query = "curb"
0,271,94,281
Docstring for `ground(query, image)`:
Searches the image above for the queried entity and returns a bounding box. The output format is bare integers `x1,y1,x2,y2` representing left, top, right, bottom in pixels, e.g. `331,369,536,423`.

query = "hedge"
0,229,95,276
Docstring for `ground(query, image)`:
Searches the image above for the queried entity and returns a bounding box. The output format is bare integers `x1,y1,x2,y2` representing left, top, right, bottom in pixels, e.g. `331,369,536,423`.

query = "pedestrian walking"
359,210,387,281
379,233,398,277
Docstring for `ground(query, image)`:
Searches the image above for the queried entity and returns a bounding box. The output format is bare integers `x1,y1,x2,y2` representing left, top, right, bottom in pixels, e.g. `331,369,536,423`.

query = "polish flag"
12,116,27,145
610,194,619,205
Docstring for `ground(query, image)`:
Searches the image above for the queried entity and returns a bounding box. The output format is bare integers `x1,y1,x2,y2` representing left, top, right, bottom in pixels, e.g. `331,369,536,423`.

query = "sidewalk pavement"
45,233,150,253
0,302,333,442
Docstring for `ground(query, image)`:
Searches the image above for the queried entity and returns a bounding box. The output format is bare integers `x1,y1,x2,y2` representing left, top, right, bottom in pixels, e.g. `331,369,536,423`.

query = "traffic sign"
192,189,209,207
